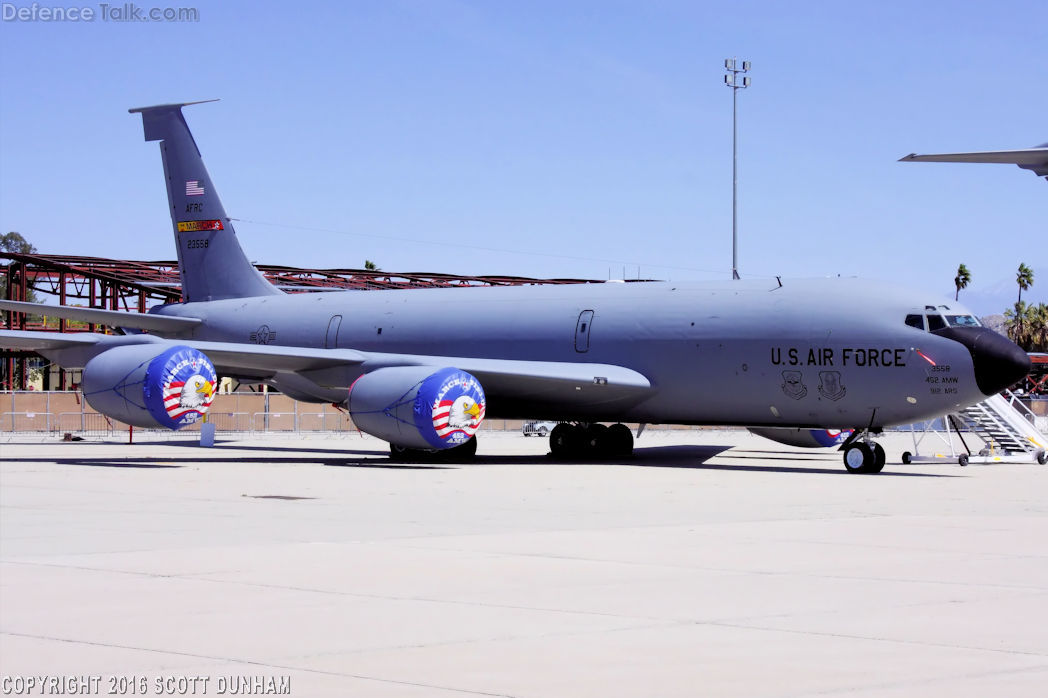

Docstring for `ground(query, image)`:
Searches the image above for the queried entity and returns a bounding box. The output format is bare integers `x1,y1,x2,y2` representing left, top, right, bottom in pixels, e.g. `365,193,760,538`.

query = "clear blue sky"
1,0,1044,315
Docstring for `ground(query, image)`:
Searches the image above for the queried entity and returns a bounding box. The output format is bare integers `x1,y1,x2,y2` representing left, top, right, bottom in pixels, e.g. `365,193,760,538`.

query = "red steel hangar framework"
2,252,613,390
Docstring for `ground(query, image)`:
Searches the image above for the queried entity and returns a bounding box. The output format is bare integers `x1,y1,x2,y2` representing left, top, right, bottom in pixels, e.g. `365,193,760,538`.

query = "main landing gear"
549,422,634,458
840,431,885,474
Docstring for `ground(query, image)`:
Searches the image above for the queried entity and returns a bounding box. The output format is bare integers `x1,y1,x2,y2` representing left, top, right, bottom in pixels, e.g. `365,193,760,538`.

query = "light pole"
724,58,750,280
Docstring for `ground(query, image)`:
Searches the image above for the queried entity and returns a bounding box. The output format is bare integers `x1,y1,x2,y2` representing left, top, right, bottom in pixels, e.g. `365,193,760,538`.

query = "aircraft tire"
440,435,478,462
843,443,875,473
390,443,425,462
606,423,634,457
550,423,578,458
902,451,912,464
583,424,609,453
868,442,886,473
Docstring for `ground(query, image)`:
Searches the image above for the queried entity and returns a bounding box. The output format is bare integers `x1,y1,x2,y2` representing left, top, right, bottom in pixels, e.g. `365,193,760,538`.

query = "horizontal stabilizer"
128,100,219,141
0,330,103,352
0,300,201,333
0,330,366,373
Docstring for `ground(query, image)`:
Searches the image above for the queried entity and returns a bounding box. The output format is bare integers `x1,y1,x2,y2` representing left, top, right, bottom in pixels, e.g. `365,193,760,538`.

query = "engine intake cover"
349,366,486,449
82,344,217,430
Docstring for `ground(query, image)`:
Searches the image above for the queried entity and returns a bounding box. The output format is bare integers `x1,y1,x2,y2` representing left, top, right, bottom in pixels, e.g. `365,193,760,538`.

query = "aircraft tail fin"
129,100,282,302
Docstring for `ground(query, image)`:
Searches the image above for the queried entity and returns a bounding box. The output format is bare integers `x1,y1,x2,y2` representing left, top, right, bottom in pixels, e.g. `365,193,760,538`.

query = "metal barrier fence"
0,390,532,436
0,411,353,435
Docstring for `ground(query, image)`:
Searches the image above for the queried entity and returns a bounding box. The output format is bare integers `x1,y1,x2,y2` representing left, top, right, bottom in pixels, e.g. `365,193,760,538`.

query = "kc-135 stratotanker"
0,102,1031,472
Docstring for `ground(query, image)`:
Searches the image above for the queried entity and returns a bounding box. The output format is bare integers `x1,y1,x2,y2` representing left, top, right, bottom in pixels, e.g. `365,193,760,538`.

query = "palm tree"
1016,263,1034,305
364,260,380,271
1030,303,1048,352
1005,301,1033,349
954,263,971,301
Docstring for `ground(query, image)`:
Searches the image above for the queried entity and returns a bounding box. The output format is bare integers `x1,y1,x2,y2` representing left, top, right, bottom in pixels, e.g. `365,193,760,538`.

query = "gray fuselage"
159,277,986,429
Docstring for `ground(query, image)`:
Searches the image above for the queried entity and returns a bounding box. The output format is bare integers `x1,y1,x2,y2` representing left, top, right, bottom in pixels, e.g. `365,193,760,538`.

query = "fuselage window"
905,314,925,330
927,314,947,331
945,314,980,328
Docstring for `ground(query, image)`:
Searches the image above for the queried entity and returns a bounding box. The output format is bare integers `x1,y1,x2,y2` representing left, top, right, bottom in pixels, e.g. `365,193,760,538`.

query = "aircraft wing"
0,300,201,333
0,330,651,405
899,145,1048,179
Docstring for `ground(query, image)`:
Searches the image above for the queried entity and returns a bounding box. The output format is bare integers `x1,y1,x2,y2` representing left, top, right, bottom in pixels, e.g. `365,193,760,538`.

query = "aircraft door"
575,310,594,353
325,315,342,348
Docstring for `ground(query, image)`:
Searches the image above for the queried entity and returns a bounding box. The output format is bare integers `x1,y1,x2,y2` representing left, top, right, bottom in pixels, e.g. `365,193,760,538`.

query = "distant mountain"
956,265,1047,316
979,314,1006,337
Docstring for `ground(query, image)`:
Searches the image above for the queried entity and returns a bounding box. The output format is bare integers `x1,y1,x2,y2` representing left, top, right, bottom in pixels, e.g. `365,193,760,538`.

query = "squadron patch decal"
781,370,807,400
818,371,847,401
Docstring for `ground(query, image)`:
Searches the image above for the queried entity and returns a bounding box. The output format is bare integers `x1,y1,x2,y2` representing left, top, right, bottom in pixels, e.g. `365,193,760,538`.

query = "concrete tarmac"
1,430,1046,697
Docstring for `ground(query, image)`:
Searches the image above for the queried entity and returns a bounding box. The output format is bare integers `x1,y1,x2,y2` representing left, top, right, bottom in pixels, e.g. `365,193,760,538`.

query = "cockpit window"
945,314,980,328
905,314,925,330
927,314,947,331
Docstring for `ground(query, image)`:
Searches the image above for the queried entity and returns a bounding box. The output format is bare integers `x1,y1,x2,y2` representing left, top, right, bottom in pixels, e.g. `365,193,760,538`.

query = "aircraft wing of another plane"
899,144,1048,179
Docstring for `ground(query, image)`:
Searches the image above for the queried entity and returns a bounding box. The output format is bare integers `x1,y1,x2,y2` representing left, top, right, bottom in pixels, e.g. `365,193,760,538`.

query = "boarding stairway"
957,393,1044,459
904,390,1048,465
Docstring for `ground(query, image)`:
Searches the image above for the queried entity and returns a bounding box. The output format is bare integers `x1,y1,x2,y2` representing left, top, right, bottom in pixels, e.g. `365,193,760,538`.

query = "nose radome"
933,326,1031,396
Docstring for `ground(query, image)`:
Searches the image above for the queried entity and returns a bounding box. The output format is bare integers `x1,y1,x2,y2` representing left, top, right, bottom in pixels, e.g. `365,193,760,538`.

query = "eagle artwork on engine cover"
149,348,217,428
427,373,486,447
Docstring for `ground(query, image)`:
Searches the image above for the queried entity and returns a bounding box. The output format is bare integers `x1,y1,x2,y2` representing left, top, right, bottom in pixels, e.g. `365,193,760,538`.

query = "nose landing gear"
841,433,886,473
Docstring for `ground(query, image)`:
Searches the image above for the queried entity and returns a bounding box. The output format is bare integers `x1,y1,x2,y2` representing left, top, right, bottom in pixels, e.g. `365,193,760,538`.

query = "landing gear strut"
549,422,634,458
841,431,885,474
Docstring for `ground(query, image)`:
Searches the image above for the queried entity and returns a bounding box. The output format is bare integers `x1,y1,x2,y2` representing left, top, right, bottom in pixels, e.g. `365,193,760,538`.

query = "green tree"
0,232,42,389
0,232,39,302
1005,301,1033,350
954,263,971,301
1016,263,1034,305
1030,303,1048,352
364,260,380,271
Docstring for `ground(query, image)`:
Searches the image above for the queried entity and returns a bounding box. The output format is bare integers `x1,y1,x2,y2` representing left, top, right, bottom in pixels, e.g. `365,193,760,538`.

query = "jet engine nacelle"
349,366,486,450
748,427,853,449
81,344,217,429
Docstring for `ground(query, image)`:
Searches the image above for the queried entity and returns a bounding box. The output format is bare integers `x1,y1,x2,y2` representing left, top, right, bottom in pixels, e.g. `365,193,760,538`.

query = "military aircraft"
900,143,1048,182
0,102,1032,472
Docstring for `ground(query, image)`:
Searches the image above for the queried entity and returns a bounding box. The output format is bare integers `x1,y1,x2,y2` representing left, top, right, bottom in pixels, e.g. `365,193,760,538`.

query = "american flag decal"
185,180,205,196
